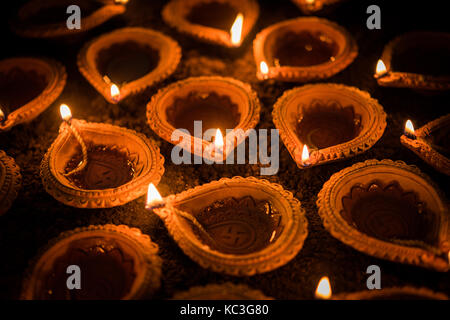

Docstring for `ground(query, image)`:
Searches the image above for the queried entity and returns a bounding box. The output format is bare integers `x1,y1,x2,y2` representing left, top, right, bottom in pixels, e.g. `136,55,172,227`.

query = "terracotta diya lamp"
0,151,22,216
291,0,344,15
162,0,259,47
273,83,386,168
21,224,162,300
0,57,66,132
253,17,357,82
149,177,308,276
401,115,450,176
11,0,128,38
172,283,273,300
317,159,450,272
374,32,450,91
147,76,260,162
333,287,448,300
40,105,164,208
78,27,181,103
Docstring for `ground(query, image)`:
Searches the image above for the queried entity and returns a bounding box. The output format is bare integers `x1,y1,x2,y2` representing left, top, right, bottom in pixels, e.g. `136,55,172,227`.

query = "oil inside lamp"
260,61,269,79
375,59,387,77
301,144,311,166
0,107,5,122
111,84,121,103
230,13,244,46
146,183,165,210
404,119,416,139
315,276,332,299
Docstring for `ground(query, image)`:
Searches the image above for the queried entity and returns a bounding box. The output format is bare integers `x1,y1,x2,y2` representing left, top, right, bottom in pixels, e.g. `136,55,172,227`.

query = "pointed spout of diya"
230,13,244,47
404,119,416,140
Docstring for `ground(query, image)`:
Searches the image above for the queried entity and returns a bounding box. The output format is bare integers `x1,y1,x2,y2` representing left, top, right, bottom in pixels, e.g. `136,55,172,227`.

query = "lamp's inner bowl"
166,91,241,136
64,144,135,190
186,2,239,31
96,41,160,85
423,125,450,158
340,181,439,246
296,103,361,149
37,238,136,300
273,31,339,67
25,1,102,25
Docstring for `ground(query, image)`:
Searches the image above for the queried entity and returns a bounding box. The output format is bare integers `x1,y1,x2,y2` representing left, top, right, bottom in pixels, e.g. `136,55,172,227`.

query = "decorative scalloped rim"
376,32,450,91
11,0,127,38
253,17,358,82
162,0,260,48
146,76,261,161
333,286,448,300
78,27,182,104
20,224,162,300
401,114,450,176
0,150,22,216
0,57,67,132
317,159,450,272
40,120,165,208
154,176,308,276
291,0,343,14
172,283,274,300
273,83,387,169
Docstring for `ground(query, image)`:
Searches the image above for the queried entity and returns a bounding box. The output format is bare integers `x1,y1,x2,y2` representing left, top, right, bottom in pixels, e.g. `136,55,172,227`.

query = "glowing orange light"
146,183,163,209
111,84,120,101
0,107,4,121
405,120,415,137
115,0,129,4
306,0,315,4
230,13,244,46
376,59,387,76
301,144,310,164
59,104,72,122
315,276,332,299
214,128,224,151
260,61,269,77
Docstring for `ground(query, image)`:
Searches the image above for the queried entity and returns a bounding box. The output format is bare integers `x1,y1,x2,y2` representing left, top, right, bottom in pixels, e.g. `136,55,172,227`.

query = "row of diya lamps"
0,0,448,300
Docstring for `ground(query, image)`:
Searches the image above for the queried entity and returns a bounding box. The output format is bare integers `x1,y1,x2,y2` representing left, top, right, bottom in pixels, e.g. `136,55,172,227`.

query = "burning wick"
301,144,311,167
260,61,269,80
214,128,224,158
404,119,416,139
0,107,5,123
230,13,244,46
375,59,388,78
315,276,332,299
60,104,88,177
110,84,121,103
115,0,129,4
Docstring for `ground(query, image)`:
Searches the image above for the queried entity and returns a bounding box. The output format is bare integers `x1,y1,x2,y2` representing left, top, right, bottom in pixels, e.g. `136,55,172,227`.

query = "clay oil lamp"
333,287,448,300
11,0,128,38
78,27,181,104
146,177,308,276
162,0,259,48
0,57,66,132
317,159,450,272
291,0,344,15
147,76,260,162
400,115,450,176
253,17,357,82
172,283,273,300
0,151,22,216
40,104,165,208
374,32,450,91
273,83,387,169
21,224,162,300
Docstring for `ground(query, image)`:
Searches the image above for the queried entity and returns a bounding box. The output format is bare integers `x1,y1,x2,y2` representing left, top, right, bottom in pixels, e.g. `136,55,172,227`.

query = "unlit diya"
21,224,162,300
375,32,450,91
291,0,344,15
401,114,450,176
0,151,22,216
153,176,308,276
40,120,165,208
253,17,357,82
147,76,260,162
333,287,448,300
11,0,128,38
317,159,450,272
162,0,259,47
0,57,66,132
273,83,386,168
172,283,273,300
78,27,181,103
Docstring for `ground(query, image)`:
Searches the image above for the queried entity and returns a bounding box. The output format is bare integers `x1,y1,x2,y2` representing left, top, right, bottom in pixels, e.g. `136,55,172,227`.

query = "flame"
376,59,387,75
146,183,163,208
230,13,244,46
315,276,332,299
59,104,72,122
301,144,310,163
0,107,4,121
111,84,120,101
260,61,269,76
214,128,224,150
115,0,129,4
306,0,315,4
405,120,415,136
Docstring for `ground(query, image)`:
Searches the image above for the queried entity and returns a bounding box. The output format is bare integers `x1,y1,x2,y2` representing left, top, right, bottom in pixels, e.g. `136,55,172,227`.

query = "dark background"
0,0,449,299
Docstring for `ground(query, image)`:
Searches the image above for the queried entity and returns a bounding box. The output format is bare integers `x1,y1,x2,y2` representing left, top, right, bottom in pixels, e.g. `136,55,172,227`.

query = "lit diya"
273,83,386,168
333,287,448,300
0,57,66,132
147,76,260,161
78,27,181,103
401,115,450,176
317,159,450,272
40,105,164,208
291,0,344,15
0,151,22,216
253,17,357,82
374,32,450,91
21,224,162,300
147,177,308,276
172,283,273,300
11,0,128,38
162,0,259,47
